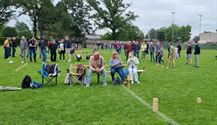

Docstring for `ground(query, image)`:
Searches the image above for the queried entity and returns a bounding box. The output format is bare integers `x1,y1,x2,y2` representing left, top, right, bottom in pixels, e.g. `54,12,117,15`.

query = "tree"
2,26,17,37
0,0,14,25
147,28,157,39
15,22,32,38
37,0,61,38
87,0,137,40
102,23,144,41
63,0,93,47
156,30,165,42
193,36,200,42
153,25,191,43
15,0,54,38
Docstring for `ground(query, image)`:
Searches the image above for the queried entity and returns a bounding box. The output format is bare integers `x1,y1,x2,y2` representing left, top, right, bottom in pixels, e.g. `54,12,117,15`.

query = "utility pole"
171,12,175,42
199,14,202,35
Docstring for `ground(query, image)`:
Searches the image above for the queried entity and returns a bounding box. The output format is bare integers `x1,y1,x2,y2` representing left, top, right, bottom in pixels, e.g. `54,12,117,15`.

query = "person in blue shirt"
194,42,201,68
110,52,125,83
149,42,155,62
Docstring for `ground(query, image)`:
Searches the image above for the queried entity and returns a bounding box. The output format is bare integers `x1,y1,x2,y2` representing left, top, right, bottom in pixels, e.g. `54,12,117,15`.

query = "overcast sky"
7,0,217,38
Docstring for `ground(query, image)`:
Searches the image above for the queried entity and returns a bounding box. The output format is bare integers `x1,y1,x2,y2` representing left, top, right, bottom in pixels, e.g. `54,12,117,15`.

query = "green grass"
0,47,217,125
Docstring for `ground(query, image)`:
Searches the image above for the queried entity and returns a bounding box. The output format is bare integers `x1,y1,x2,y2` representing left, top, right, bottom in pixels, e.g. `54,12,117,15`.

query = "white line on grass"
15,63,28,72
121,85,180,125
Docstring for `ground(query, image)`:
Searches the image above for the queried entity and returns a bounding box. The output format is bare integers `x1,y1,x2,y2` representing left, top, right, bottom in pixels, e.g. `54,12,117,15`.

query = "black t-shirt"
186,46,192,54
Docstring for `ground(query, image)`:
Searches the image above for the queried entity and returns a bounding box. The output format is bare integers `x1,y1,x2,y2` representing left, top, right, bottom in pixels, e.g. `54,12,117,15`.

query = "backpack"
113,77,122,85
21,75,32,88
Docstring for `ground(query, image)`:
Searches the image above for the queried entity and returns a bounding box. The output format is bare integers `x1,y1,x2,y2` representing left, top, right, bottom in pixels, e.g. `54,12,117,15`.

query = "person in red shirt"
126,41,133,60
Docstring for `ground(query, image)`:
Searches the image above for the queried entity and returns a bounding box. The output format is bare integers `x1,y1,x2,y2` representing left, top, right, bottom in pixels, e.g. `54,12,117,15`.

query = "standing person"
110,52,125,83
177,43,182,58
127,52,140,84
194,42,201,68
126,41,133,61
2,37,11,59
58,39,65,62
150,42,155,62
11,37,17,57
155,41,160,62
28,37,37,62
186,43,193,64
167,43,176,68
86,52,107,87
157,45,164,65
64,36,72,62
20,36,28,63
50,39,57,62
141,41,147,60
124,43,128,57
38,37,47,62
117,42,122,54
134,41,140,58
175,45,179,59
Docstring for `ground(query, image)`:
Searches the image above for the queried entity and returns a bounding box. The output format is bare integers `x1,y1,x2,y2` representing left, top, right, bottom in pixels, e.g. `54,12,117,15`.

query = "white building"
199,32,217,44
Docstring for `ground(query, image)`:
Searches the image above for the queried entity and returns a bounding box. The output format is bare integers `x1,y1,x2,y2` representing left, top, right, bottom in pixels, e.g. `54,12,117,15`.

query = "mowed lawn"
0,47,217,125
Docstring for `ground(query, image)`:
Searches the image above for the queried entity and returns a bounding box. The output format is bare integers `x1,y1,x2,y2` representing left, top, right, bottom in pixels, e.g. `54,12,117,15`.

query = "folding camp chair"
69,64,86,86
38,63,60,86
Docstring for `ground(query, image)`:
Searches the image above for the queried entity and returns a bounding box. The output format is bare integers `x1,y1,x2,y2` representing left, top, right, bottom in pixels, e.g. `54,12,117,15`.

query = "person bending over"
86,52,107,87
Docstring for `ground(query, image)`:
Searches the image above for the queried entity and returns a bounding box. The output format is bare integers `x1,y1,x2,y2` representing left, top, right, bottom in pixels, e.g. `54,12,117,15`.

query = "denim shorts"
186,54,192,59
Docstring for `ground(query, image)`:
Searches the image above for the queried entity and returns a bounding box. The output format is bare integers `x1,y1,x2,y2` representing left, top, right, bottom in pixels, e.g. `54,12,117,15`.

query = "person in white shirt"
127,52,140,84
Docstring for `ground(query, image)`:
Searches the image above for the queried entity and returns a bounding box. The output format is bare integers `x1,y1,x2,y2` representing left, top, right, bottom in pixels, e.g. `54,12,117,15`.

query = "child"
127,52,140,84
58,39,65,62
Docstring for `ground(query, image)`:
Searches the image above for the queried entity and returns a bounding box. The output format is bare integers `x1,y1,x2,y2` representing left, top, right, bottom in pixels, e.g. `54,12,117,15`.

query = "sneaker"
21,61,24,64
131,81,134,84
103,83,108,86
136,81,140,84
86,84,90,87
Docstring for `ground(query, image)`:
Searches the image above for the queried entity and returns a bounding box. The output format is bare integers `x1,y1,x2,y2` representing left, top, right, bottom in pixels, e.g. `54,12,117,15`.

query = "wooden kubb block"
153,98,158,112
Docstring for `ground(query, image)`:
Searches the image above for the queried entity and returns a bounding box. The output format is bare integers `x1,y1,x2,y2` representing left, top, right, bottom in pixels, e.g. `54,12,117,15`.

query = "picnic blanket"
0,86,22,91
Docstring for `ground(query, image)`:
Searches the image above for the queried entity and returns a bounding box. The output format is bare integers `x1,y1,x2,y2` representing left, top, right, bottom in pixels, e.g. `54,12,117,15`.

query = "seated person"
85,52,107,87
127,52,140,84
110,52,125,83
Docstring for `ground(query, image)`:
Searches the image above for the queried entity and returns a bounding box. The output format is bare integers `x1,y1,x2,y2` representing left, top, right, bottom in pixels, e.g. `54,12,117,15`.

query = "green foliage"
87,0,138,40
15,22,32,38
147,28,157,39
0,0,14,25
63,0,93,38
146,25,191,43
156,30,165,41
102,23,144,41
2,26,17,37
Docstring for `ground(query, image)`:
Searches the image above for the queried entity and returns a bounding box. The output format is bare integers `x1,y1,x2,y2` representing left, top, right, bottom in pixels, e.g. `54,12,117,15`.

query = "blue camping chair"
38,63,60,86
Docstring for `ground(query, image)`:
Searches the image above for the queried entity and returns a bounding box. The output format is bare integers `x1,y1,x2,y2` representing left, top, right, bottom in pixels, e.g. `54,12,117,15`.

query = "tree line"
0,0,193,44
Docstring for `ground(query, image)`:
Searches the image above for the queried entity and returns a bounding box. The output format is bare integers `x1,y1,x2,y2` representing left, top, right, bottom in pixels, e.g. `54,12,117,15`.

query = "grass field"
0,47,217,125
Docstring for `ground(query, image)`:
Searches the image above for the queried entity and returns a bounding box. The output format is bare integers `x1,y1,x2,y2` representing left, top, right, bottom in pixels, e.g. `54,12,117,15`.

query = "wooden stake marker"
127,75,132,90
153,98,159,112
197,97,202,104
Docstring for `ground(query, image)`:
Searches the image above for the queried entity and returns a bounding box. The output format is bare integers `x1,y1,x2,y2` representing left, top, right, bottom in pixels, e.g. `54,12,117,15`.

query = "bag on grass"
21,75,32,88
31,81,43,89
113,77,122,85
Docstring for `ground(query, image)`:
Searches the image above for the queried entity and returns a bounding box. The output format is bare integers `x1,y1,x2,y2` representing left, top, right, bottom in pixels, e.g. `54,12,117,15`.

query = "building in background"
199,32,217,44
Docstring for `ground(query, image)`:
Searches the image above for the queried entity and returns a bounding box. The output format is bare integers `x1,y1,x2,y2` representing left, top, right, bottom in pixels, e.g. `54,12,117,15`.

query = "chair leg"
97,74,100,84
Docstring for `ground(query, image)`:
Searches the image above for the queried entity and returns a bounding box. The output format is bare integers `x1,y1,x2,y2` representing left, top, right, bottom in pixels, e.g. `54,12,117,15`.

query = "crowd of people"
83,40,200,87
1,36,201,87
96,40,201,68
2,36,77,63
